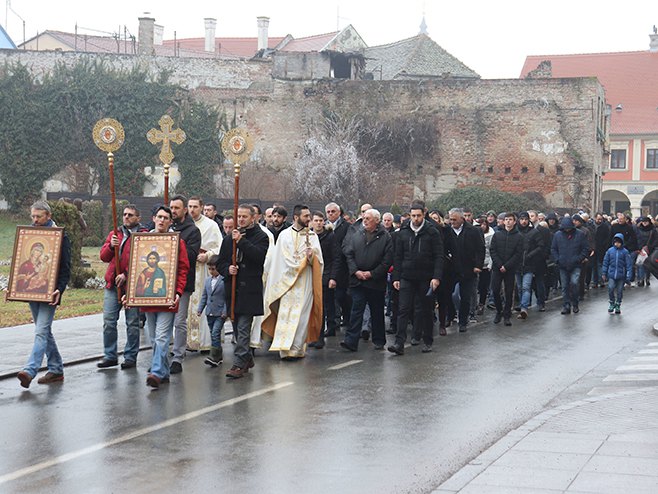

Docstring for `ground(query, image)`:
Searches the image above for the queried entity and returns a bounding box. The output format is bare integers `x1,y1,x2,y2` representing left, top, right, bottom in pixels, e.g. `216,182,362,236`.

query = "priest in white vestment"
261,205,323,359
187,198,222,351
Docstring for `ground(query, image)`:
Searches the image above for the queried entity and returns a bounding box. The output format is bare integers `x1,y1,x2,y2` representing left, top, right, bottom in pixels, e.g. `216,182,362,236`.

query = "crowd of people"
15,197,657,390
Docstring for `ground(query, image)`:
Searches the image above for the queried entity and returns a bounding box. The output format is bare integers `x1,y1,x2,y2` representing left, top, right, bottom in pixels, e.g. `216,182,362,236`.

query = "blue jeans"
24,302,62,378
559,267,581,309
145,311,175,379
345,286,385,349
515,272,534,310
607,278,625,303
207,315,226,349
103,287,141,363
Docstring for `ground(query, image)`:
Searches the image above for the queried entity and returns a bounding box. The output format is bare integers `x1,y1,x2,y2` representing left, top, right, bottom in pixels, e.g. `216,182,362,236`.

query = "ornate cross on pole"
147,115,186,203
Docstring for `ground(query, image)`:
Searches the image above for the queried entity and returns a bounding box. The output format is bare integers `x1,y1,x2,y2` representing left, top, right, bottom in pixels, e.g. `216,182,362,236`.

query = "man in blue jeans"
17,201,71,389
516,212,545,319
551,217,589,314
340,209,393,352
97,205,147,369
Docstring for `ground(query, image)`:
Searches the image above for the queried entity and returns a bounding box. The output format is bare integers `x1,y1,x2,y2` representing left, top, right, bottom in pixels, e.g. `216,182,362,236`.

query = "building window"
504,167,511,174
521,166,528,173
647,149,658,169
487,166,493,173
539,165,545,174
610,149,626,169
556,165,563,175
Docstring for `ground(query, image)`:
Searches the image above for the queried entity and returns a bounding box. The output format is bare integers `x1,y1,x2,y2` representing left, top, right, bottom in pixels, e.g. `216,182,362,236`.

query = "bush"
82,200,104,242
69,267,98,289
429,187,546,216
82,235,104,247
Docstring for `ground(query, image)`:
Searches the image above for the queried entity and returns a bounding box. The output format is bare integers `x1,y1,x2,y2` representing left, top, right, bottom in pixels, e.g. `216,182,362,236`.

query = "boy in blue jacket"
601,233,632,314
197,255,227,366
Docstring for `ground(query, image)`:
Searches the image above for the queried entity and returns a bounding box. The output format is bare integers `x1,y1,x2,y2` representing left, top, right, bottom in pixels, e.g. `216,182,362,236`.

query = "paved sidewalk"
0,313,234,378
433,387,658,494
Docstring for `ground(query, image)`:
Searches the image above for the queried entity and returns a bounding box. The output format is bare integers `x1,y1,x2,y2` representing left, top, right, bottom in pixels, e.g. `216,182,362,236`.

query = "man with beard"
261,205,324,359
388,203,443,355
268,205,291,243
169,195,201,374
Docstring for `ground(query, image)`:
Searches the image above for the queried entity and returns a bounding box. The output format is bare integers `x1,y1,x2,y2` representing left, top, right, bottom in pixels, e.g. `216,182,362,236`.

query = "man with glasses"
97,205,147,369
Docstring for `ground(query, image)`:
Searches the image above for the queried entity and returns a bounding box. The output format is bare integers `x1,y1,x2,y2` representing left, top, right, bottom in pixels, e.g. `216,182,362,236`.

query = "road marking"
0,382,294,485
630,356,658,362
616,364,658,371
639,350,658,354
648,343,658,347
328,360,363,370
603,374,658,382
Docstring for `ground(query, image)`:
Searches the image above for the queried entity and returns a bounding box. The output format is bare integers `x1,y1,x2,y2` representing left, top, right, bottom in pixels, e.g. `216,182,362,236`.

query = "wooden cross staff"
147,115,186,204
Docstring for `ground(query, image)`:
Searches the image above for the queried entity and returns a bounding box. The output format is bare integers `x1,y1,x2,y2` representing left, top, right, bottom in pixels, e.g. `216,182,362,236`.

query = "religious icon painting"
125,232,180,307
7,226,64,303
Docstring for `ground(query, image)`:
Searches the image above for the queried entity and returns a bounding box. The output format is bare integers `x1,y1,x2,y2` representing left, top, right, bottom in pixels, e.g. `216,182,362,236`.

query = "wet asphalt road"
0,287,656,494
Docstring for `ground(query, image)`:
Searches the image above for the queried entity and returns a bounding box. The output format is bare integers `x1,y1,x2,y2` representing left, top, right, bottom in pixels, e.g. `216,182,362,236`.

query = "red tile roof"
163,36,286,58
521,51,658,135
278,32,338,52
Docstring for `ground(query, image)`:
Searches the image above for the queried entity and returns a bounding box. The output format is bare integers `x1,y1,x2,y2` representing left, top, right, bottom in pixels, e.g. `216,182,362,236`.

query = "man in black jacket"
388,204,443,355
16,201,72,389
444,208,485,333
218,204,269,378
309,211,338,349
490,212,524,326
169,194,202,374
340,209,393,352
325,202,351,334
593,213,611,288
268,205,291,243
516,212,545,319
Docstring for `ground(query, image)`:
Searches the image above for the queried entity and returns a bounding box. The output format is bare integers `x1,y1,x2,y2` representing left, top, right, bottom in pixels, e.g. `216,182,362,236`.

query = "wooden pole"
108,152,121,302
230,163,241,321
163,163,170,205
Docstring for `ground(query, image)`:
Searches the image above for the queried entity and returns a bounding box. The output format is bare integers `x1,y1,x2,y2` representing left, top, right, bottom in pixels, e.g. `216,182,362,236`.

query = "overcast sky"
3,0,657,79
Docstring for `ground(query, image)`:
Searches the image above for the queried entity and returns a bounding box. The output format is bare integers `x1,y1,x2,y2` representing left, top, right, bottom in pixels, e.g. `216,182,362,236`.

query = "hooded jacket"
602,233,633,281
551,217,590,271
518,223,545,274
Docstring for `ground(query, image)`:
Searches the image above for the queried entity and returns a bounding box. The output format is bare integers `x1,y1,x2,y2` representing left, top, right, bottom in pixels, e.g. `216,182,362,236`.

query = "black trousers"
491,269,516,319
322,285,336,336
395,279,434,346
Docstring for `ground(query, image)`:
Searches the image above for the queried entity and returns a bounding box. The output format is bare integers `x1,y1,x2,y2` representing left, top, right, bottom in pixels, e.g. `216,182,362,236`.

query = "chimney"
154,24,164,46
650,31,658,53
138,16,155,55
204,18,217,52
257,16,270,51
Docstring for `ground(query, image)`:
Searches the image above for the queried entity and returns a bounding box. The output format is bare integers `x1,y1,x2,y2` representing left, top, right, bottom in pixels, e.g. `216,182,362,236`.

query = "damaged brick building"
3,16,608,210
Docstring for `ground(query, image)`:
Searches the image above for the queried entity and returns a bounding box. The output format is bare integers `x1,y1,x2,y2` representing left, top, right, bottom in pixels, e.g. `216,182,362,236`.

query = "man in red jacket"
98,205,147,369
139,206,189,388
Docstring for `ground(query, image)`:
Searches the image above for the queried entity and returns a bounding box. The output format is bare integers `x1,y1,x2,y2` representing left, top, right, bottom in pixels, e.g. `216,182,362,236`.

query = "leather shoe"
226,365,246,378
361,329,370,341
439,326,447,336
170,361,183,374
17,371,33,389
458,325,467,333
120,361,136,369
493,313,502,324
504,318,512,326
339,341,357,352
146,374,161,388
37,372,64,384
387,343,404,355
97,359,118,368
573,306,580,313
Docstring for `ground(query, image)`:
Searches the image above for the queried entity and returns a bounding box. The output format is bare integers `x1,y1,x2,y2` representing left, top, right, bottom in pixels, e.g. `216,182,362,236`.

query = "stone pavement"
433,386,658,494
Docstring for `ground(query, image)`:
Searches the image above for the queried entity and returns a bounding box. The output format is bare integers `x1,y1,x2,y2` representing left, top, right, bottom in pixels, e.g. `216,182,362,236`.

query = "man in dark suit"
444,208,485,333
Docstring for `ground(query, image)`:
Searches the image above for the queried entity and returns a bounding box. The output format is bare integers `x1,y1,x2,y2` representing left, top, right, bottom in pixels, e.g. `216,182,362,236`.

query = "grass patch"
1,288,105,327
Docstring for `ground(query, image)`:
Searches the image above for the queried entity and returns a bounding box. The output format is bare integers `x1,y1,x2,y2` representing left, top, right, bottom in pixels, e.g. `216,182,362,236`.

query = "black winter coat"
172,214,201,293
594,220,611,261
518,225,546,274
218,224,269,316
330,218,351,288
490,228,524,272
317,228,338,286
343,223,393,291
444,222,485,280
393,220,444,282
609,223,638,252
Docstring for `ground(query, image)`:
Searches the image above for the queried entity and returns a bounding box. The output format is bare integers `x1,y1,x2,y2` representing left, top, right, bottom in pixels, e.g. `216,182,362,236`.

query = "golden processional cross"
147,115,186,203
